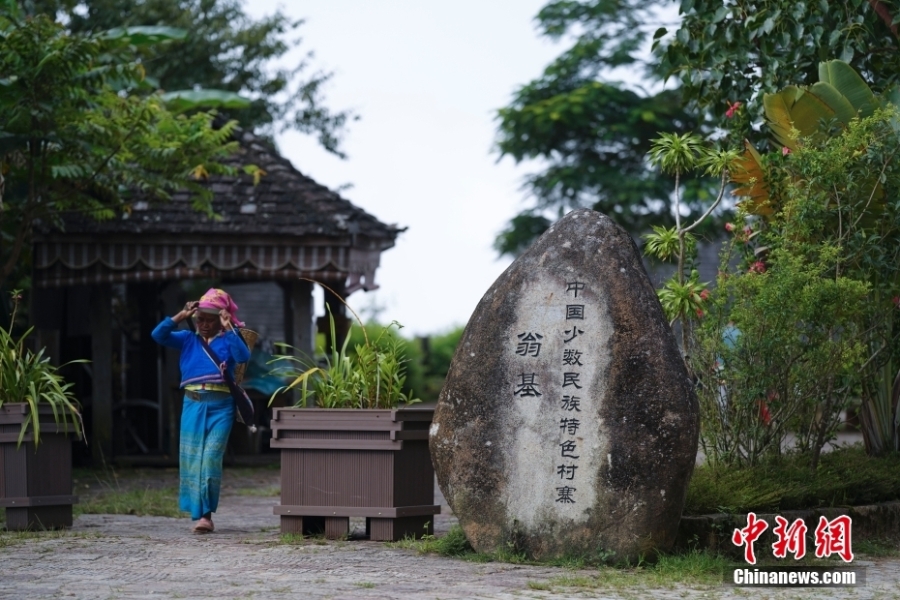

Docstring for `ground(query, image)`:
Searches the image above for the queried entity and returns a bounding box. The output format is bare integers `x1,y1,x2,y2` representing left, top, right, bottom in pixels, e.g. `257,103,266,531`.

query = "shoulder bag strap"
197,335,233,385
186,317,240,385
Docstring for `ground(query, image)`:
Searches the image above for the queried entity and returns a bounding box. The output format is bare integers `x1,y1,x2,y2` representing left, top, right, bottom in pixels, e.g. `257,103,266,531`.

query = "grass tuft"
76,486,182,518
650,549,730,584
279,533,307,545
0,529,103,549
853,538,900,557
392,524,731,587
546,551,730,590
73,467,182,518
390,524,474,557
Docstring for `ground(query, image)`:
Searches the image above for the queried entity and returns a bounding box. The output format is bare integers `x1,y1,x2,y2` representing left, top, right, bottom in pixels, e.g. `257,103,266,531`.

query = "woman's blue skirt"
179,391,234,520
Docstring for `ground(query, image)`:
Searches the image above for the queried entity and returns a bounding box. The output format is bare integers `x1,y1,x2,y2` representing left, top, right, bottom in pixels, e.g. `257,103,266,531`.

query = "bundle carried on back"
234,328,258,384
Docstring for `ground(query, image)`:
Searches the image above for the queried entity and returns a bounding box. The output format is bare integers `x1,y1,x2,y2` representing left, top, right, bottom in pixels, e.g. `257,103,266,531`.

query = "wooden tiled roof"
52,129,403,239
33,130,403,291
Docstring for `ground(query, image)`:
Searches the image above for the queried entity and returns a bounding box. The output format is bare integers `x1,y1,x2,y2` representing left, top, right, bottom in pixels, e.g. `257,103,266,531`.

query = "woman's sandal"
192,517,215,533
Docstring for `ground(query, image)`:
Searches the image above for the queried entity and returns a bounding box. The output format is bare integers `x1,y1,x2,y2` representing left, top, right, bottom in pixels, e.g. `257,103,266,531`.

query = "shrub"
692,244,867,469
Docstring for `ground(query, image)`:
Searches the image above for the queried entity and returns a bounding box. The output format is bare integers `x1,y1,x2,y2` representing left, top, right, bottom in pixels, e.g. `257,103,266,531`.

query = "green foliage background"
495,0,900,254
0,9,244,290
28,0,354,154
664,0,900,134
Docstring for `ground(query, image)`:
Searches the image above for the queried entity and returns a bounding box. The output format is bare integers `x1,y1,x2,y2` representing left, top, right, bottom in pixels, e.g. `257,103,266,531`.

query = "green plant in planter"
270,306,420,409
0,292,84,446
265,284,433,542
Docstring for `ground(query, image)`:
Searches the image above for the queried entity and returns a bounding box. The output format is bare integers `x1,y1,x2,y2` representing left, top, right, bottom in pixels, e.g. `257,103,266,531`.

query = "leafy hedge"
685,445,900,515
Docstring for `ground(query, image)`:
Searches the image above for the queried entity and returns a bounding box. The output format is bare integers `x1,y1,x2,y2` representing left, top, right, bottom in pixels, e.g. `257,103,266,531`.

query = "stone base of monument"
270,407,440,541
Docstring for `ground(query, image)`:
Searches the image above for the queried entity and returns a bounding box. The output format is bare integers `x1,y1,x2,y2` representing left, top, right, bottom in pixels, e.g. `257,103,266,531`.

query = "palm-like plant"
0,292,84,446
732,60,900,216
645,133,739,361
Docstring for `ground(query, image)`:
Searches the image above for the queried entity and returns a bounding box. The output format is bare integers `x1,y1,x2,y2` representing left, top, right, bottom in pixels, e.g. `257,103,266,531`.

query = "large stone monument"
429,209,699,562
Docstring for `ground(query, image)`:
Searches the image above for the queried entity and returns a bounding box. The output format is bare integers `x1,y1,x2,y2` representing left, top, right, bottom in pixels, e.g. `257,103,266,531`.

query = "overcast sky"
240,0,566,336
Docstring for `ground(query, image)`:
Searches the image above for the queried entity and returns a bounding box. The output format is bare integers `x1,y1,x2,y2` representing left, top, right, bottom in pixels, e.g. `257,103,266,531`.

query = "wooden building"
30,130,402,463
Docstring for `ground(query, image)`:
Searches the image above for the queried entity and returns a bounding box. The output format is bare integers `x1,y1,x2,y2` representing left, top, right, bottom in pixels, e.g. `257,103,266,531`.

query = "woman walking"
152,288,250,533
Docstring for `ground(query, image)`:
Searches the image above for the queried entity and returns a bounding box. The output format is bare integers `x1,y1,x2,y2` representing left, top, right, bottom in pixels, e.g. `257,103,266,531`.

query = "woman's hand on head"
173,301,198,323
219,308,232,329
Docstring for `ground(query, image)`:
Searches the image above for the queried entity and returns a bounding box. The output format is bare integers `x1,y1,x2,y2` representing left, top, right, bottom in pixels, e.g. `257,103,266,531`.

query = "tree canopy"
663,0,900,133
495,0,900,255
0,8,247,290
494,0,703,256
3,0,357,296
30,0,354,156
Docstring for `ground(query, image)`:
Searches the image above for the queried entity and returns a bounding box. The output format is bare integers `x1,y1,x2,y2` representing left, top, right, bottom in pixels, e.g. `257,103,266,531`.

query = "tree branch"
683,168,729,234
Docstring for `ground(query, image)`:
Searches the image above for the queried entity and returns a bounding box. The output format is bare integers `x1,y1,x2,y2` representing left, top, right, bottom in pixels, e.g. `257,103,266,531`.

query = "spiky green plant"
0,291,84,446
644,134,740,363
269,300,420,409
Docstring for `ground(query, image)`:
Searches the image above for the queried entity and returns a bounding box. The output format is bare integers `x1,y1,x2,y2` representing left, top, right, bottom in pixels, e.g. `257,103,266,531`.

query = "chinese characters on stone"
511,280,589,506
513,373,542,397
556,281,587,505
516,332,543,357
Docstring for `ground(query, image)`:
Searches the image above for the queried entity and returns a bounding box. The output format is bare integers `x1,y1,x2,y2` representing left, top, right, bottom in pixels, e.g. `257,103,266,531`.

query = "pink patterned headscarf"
197,288,245,327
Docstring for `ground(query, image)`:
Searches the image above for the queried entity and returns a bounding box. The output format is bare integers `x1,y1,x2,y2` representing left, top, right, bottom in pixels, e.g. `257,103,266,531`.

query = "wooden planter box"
0,404,79,530
270,407,440,541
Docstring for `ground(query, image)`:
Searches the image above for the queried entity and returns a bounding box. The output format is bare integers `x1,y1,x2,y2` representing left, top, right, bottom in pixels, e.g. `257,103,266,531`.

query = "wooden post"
289,280,315,359
280,280,314,407
160,282,184,460
89,284,113,464
30,287,64,366
320,284,351,355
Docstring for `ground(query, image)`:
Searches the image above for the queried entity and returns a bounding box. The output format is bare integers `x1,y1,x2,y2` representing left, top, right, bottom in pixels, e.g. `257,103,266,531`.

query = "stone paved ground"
2,466,899,600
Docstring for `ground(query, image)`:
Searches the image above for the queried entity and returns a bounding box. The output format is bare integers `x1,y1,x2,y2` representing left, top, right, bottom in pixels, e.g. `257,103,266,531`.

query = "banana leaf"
808,82,857,125
101,26,187,46
732,140,774,216
162,89,250,113
819,60,877,118
764,87,835,150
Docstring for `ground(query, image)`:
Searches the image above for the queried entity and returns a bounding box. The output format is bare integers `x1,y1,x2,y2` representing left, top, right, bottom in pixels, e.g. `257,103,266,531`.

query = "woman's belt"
184,383,230,393
184,388,231,400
